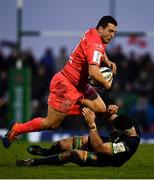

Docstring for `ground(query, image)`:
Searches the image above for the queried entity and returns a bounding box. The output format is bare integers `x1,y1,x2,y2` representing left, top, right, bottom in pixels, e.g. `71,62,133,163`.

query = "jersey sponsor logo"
92,51,102,64
113,142,126,154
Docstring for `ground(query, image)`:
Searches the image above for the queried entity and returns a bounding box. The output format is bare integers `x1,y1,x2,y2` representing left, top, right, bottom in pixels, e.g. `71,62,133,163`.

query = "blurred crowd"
0,44,154,133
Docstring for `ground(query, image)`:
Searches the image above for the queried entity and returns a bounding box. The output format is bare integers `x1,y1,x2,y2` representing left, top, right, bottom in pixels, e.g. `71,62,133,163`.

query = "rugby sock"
33,153,68,166
15,117,43,135
47,141,61,155
72,136,82,149
31,151,88,166
37,142,61,156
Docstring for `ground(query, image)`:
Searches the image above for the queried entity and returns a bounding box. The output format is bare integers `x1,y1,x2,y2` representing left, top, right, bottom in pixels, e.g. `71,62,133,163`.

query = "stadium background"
0,0,154,143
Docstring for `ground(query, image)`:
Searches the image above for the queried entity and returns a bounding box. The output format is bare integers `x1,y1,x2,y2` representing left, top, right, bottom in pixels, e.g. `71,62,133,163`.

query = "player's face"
100,23,117,44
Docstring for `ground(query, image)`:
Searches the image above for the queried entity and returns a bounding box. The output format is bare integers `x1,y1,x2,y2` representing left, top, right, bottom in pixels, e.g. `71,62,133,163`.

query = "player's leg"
81,85,106,113
16,149,99,167
68,85,106,116
3,72,80,148
3,106,67,148
27,136,74,157
27,136,89,156
16,151,72,167
70,150,99,166
82,94,106,112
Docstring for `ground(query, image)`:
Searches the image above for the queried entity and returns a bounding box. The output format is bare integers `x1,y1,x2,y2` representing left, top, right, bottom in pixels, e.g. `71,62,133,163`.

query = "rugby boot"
2,122,19,148
27,145,48,156
16,158,35,167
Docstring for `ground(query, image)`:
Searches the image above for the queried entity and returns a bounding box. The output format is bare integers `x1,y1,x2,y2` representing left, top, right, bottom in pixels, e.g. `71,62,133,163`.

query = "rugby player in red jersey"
3,16,117,148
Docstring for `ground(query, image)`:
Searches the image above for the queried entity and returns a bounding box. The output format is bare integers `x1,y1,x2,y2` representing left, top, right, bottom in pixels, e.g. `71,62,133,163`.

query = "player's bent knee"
93,104,106,113
96,106,106,113
92,99,107,113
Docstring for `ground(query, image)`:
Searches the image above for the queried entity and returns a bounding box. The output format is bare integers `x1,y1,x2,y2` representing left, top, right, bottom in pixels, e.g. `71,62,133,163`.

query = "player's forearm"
103,52,116,75
88,124,104,152
89,127,113,155
103,52,110,65
89,65,111,89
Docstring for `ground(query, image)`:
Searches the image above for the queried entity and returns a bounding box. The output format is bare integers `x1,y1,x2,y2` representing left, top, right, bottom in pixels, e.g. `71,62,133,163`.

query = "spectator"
145,94,154,132
55,46,69,72
40,47,56,85
22,47,37,76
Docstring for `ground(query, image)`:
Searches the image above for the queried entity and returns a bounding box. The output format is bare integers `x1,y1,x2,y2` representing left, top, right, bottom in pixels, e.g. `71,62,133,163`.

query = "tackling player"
16,106,140,167
3,16,117,148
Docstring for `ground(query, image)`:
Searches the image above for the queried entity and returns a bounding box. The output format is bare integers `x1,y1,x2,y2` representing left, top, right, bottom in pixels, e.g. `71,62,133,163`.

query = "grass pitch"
0,140,154,179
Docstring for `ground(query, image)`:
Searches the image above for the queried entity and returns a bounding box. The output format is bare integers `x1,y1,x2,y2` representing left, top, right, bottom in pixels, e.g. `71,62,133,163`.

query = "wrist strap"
88,123,97,130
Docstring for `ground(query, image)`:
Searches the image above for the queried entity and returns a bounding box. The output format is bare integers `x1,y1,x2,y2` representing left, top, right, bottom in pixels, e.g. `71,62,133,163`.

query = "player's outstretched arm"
82,107,113,155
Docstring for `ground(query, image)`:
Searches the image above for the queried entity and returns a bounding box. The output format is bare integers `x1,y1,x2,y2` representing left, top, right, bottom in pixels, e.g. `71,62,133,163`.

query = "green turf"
0,140,154,179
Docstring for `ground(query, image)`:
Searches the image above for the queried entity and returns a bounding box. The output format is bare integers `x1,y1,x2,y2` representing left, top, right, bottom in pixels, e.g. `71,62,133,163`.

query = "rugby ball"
88,66,113,87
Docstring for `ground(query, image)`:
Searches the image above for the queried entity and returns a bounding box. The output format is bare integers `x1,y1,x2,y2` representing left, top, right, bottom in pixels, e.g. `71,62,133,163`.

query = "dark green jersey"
88,128,140,167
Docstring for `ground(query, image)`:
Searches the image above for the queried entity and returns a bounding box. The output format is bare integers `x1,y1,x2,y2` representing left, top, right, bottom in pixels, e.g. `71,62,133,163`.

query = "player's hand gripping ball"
88,66,113,87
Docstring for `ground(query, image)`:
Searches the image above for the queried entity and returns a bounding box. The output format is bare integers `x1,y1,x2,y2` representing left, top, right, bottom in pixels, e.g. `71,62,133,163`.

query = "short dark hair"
113,114,133,131
96,15,117,29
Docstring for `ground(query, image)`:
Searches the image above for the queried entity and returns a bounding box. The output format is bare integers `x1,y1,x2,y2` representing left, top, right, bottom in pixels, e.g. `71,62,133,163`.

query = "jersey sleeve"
82,33,106,67
85,44,104,66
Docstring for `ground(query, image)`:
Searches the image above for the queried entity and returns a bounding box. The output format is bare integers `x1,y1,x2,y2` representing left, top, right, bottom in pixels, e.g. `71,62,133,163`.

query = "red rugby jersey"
62,28,106,90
